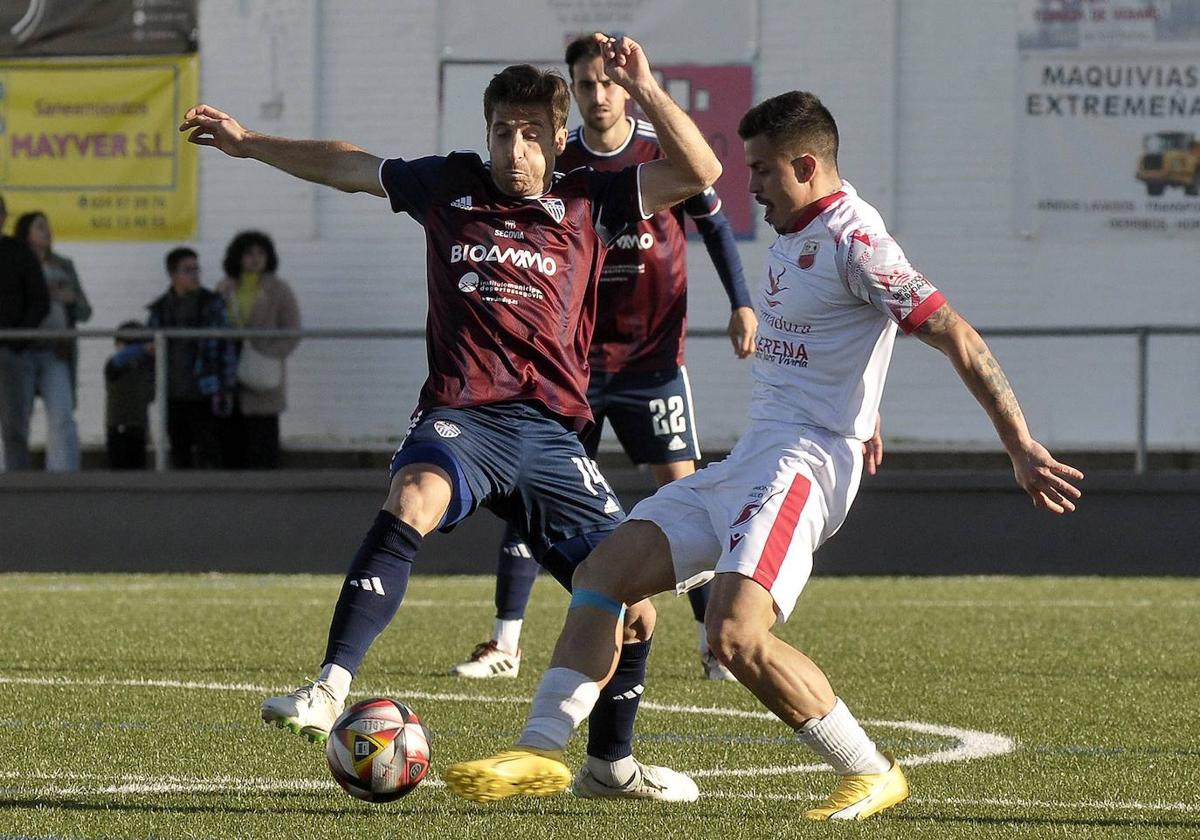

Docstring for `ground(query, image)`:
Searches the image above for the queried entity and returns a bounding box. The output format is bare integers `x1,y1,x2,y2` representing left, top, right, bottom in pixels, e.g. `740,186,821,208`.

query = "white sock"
696,621,709,655
796,698,891,775
317,663,352,703
493,618,523,654
518,667,599,751
586,754,638,787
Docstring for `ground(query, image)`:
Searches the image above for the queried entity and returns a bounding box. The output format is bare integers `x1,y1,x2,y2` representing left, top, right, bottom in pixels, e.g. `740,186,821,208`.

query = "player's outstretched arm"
914,303,1084,514
179,104,386,197
595,34,721,213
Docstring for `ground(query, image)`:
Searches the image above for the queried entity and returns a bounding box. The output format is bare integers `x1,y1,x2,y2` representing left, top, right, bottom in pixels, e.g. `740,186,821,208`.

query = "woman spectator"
14,211,87,471
217,230,301,468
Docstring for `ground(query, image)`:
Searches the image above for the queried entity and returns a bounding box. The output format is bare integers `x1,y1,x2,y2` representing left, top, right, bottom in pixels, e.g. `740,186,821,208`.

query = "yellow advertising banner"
0,54,198,241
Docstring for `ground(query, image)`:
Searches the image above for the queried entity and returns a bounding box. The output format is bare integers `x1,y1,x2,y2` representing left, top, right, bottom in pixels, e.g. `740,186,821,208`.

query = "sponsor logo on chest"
450,242,558,276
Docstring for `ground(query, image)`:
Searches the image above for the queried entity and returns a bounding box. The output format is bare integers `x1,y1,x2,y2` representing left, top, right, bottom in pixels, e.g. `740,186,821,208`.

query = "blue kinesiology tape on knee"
570,588,626,621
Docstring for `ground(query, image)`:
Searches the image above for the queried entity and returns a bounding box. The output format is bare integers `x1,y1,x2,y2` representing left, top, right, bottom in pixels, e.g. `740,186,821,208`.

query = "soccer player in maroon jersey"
450,35,758,684
180,34,719,802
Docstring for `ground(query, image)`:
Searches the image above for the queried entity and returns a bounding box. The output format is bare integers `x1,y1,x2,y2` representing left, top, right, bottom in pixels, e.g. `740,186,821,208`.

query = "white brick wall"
32,0,1199,453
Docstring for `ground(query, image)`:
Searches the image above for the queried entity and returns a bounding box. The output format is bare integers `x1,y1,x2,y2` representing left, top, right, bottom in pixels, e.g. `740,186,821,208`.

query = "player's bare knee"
704,602,768,668
571,520,673,603
383,464,452,534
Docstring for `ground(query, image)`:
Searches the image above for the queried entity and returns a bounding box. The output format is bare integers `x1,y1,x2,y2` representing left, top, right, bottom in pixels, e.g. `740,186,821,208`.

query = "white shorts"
627,420,863,622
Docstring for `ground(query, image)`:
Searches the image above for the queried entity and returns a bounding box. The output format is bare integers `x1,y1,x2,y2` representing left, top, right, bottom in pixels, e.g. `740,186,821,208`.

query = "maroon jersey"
558,118,722,373
380,152,642,432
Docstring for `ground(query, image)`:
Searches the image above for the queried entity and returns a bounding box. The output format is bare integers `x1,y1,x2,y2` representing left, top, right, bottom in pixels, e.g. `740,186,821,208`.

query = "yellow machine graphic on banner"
0,54,198,240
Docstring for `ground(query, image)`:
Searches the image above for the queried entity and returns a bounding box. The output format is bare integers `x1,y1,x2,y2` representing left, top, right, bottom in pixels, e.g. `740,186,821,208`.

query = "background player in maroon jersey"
181,33,721,802
450,35,758,684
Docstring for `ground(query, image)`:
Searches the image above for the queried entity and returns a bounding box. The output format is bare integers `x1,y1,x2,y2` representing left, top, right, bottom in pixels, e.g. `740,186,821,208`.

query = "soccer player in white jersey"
444,91,1084,819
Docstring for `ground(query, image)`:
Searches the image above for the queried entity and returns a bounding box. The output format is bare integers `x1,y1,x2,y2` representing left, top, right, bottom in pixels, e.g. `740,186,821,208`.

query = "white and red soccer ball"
325,698,432,802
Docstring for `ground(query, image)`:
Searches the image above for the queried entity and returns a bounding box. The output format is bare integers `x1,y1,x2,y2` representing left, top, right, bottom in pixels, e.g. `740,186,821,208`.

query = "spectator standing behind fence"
146,247,237,469
217,231,300,469
0,195,50,471
104,320,156,470
15,211,92,401
14,211,83,471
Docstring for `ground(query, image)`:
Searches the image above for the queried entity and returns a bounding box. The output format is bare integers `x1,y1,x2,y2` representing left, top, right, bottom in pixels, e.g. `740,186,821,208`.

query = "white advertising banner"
1017,0,1200,237
439,0,757,63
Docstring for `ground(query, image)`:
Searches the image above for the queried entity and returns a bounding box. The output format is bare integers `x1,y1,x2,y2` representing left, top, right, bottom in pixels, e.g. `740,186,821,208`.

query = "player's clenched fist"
179,104,251,158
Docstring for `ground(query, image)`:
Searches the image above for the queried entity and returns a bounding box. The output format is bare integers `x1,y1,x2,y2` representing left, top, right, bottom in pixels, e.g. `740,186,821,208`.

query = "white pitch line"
704,790,1199,813
0,673,1013,782
885,599,1199,609
1,770,1195,816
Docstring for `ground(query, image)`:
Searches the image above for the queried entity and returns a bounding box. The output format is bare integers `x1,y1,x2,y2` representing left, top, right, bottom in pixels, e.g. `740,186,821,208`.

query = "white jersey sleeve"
835,228,945,334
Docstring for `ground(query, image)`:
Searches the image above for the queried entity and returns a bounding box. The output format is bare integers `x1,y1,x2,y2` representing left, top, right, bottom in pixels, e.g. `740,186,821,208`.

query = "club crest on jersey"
537,197,565,223
798,239,820,270
434,420,462,438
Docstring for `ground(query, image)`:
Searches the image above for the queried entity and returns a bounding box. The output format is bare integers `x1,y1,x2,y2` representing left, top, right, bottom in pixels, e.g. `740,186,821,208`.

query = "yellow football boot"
443,746,573,803
804,756,909,821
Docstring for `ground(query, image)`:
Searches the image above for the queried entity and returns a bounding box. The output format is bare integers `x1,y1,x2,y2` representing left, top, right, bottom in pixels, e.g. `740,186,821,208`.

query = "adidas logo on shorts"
667,435,687,452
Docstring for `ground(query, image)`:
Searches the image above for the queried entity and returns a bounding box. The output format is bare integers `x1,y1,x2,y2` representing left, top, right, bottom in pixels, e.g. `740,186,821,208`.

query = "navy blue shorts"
389,402,625,567
581,366,701,464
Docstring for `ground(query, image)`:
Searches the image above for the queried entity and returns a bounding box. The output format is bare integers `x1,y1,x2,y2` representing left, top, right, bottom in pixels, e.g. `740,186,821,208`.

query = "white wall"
35,0,1199,453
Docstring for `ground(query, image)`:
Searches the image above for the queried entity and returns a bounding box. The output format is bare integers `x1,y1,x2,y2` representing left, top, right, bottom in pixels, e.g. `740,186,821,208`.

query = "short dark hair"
483,64,570,132
165,247,198,275
115,319,144,346
222,230,278,278
737,91,839,166
564,35,603,80
13,211,47,246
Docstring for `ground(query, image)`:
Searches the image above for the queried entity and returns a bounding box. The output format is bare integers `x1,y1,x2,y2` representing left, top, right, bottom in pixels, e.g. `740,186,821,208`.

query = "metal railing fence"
2,324,1197,473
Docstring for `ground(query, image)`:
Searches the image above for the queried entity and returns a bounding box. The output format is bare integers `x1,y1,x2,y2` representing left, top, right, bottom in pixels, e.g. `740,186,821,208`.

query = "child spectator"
104,321,155,470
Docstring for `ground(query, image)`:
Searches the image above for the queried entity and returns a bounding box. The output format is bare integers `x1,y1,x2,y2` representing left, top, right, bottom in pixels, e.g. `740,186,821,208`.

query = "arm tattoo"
975,349,1024,423
914,303,959,336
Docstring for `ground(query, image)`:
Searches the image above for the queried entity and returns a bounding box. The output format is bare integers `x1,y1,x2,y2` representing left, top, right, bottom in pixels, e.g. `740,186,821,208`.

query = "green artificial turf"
0,573,1197,839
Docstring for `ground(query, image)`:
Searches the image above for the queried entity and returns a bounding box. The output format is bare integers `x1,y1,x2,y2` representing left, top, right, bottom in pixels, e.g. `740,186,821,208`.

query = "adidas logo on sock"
350,576,386,595
611,684,644,701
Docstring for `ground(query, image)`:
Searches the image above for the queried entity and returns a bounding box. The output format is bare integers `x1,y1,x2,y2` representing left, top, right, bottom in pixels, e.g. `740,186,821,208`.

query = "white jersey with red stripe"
751,181,944,441
628,181,944,620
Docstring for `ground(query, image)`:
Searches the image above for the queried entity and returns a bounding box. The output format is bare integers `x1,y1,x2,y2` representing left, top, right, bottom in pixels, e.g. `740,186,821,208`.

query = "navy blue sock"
587,637,652,761
687,581,711,624
495,524,539,621
323,510,420,674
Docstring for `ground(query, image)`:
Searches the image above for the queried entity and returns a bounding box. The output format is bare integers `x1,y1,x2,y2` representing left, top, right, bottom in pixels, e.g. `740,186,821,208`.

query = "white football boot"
449,640,521,678
701,650,738,682
260,679,344,743
572,760,700,802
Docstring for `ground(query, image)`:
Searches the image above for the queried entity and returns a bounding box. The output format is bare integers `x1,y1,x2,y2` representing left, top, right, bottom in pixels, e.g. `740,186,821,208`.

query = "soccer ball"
325,698,432,802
